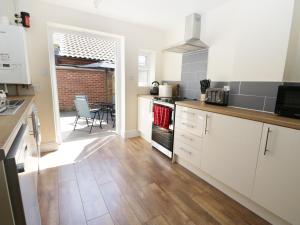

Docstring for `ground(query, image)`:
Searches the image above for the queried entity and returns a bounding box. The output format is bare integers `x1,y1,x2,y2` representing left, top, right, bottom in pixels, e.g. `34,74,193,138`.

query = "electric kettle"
150,81,160,95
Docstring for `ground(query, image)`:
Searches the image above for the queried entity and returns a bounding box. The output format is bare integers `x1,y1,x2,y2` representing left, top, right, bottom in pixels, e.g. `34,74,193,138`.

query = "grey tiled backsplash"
210,81,283,112
175,51,300,113
180,50,208,100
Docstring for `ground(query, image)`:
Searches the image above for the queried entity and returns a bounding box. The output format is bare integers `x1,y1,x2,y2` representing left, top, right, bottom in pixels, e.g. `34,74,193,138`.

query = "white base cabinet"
174,105,300,225
252,124,300,225
174,106,208,169
202,113,263,198
138,97,153,143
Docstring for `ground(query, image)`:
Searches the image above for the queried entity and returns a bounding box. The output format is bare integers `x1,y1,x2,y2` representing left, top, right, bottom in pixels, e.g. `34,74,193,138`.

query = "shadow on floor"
60,111,116,143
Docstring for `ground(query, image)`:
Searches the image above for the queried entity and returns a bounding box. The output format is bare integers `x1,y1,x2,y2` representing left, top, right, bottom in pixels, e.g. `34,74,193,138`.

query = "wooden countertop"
138,95,156,99
176,100,300,130
0,96,35,155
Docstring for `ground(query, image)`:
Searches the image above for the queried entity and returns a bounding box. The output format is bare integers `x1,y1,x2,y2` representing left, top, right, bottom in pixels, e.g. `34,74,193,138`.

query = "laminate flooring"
38,136,270,225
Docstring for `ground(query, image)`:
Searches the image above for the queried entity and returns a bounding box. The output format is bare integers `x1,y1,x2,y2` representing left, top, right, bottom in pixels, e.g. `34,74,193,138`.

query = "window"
138,51,155,87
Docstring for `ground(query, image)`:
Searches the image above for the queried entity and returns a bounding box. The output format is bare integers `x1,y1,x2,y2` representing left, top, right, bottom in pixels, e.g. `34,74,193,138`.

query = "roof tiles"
53,33,116,63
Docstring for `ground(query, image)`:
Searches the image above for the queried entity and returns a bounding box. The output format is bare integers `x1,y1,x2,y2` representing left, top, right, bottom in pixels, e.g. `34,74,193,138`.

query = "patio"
60,111,116,143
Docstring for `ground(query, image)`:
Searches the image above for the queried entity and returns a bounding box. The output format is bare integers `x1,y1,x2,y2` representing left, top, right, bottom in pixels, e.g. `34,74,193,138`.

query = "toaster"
205,88,229,106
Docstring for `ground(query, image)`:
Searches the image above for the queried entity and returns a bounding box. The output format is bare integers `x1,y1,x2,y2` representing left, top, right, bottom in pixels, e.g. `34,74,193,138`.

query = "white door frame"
46,22,125,144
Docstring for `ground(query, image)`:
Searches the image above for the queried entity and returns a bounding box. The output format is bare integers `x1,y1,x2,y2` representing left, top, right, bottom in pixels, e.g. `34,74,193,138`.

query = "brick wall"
56,68,114,111
56,56,97,65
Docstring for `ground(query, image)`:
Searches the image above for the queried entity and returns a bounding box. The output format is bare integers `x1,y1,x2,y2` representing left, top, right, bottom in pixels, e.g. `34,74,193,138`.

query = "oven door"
151,103,174,158
152,125,174,152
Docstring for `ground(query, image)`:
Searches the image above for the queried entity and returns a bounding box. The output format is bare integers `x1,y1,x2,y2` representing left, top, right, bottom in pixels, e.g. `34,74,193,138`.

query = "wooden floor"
38,136,270,225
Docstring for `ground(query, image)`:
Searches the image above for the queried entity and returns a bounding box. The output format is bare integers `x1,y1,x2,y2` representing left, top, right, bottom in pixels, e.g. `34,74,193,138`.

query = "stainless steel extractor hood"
164,13,208,53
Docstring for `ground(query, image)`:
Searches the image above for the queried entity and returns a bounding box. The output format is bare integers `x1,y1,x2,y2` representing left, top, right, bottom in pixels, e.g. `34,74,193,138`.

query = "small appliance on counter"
275,85,300,119
150,81,160,95
159,84,173,98
205,87,229,106
0,90,7,113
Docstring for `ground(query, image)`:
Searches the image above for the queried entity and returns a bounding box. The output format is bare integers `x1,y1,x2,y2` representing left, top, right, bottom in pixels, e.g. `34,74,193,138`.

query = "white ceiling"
42,0,231,30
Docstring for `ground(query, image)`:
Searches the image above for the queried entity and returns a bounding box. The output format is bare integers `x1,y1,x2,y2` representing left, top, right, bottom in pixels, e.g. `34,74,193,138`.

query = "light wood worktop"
138,95,156,99
176,100,300,130
0,96,35,154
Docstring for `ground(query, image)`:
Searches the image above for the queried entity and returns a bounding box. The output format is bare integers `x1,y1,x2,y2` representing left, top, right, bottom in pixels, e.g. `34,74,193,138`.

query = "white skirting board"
121,130,140,139
175,155,290,225
40,142,58,152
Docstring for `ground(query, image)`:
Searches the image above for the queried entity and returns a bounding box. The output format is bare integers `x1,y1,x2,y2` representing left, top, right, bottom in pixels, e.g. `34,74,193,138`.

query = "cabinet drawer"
175,117,205,137
175,106,207,136
174,139,201,168
176,105,205,121
174,127,202,150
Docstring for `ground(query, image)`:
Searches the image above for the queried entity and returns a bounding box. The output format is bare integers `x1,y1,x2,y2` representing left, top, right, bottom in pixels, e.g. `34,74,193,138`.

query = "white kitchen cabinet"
174,137,202,168
202,113,263,197
138,97,153,143
175,105,208,137
252,124,300,225
174,106,208,168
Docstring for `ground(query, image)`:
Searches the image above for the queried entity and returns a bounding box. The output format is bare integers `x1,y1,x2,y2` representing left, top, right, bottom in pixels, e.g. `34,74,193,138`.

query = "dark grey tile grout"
262,96,266,111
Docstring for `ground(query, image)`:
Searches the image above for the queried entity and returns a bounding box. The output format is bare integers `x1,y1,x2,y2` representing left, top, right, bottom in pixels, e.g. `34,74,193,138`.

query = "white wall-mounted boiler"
0,25,31,84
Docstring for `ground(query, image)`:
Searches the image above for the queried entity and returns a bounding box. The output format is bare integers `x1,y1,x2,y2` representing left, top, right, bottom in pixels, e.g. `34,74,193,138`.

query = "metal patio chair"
73,98,102,133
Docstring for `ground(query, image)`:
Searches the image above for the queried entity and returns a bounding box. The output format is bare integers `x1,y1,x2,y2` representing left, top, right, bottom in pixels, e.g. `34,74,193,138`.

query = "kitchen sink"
0,99,25,115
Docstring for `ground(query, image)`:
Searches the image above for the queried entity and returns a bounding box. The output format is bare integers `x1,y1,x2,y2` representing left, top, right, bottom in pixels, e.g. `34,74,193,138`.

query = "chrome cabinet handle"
180,147,192,155
204,114,209,135
181,134,193,141
182,122,194,128
149,101,153,113
182,110,195,115
264,128,271,155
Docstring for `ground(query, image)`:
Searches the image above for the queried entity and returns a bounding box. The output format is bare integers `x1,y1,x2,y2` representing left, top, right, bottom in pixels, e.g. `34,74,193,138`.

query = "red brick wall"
56,56,97,65
56,68,113,111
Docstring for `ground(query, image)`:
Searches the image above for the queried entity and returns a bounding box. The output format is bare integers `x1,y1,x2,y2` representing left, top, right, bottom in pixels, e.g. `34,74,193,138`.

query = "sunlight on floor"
39,111,117,170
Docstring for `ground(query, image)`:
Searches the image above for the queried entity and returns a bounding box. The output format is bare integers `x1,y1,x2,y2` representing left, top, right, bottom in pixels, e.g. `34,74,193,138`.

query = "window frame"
138,50,155,87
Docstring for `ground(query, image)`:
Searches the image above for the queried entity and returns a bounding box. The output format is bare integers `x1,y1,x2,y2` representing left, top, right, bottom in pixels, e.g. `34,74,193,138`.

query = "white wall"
0,0,14,22
161,27,184,82
160,0,295,82
2,0,165,144
284,0,300,82
203,0,295,81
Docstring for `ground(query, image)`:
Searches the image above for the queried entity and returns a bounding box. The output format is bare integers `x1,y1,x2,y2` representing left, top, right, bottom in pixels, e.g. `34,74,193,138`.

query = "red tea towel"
153,104,172,129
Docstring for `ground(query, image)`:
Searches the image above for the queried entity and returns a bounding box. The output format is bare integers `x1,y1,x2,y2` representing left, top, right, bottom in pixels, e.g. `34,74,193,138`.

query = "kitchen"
1,0,300,225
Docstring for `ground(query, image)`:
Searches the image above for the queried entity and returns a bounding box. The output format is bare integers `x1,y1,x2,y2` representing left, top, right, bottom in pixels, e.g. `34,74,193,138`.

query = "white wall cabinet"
202,113,263,198
138,97,153,143
252,124,300,225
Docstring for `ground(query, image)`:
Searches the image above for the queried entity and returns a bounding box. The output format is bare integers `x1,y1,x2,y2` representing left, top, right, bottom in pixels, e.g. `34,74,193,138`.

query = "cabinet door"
138,97,152,142
252,124,300,225
202,113,263,197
